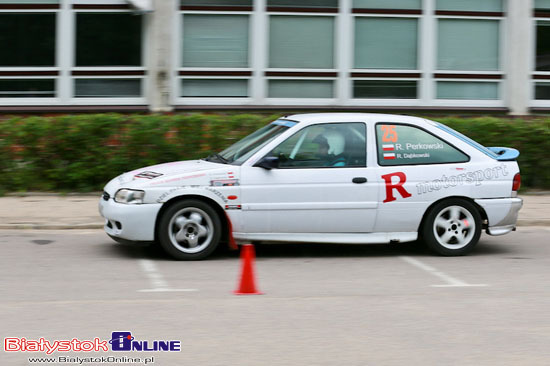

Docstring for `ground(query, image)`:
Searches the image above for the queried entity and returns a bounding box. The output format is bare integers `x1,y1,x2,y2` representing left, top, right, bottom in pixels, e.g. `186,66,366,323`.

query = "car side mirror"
255,156,279,170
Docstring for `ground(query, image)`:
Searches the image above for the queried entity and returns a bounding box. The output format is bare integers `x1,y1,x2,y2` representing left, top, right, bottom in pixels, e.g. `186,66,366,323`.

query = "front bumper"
98,197,162,241
474,197,523,236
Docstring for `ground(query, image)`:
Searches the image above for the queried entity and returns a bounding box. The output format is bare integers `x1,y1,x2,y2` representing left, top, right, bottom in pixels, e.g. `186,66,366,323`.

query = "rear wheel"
422,199,482,256
158,200,221,260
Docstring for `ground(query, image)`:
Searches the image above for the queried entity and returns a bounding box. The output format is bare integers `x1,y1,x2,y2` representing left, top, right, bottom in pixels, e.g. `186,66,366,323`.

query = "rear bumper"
474,197,523,236
98,197,162,241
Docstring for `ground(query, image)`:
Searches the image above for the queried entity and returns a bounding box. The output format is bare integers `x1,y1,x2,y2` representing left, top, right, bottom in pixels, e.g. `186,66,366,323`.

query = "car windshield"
205,119,297,165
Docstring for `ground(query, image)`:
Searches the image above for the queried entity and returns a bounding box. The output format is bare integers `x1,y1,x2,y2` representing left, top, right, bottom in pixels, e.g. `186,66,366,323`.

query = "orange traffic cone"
234,244,263,295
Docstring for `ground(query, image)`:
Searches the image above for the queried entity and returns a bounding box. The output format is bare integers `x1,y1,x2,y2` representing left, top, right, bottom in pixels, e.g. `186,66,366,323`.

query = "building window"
536,21,550,71
436,0,502,12
354,17,418,70
0,0,59,2
76,13,142,67
437,19,500,71
269,16,334,69
268,80,334,98
182,15,249,68
0,14,56,66
74,79,142,98
181,0,252,6
353,80,417,99
436,81,498,100
535,0,550,14
181,79,248,97
267,0,338,8
535,83,550,100
0,79,55,98
353,0,421,10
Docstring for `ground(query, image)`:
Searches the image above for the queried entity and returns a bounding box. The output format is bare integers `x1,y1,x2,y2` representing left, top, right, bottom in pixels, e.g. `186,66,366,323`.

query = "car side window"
268,123,366,168
376,123,469,166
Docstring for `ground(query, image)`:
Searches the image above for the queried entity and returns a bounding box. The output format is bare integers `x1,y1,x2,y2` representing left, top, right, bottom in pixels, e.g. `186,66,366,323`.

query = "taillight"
512,173,521,191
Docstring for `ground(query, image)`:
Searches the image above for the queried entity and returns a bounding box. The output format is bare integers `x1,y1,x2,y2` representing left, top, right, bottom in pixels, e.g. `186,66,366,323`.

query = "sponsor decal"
380,125,398,143
403,153,430,159
151,173,206,185
156,186,231,204
134,171,163,179
416,164,509,195
380,143,444,161
382,172,412,203
210,179,239,187
156,187,189,203
225,205,242,210
205,187,229,203
403,142,443,151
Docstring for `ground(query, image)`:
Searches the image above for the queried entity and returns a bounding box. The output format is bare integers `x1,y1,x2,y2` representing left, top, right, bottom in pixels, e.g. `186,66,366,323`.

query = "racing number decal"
380,125,398,143
382,172,412,203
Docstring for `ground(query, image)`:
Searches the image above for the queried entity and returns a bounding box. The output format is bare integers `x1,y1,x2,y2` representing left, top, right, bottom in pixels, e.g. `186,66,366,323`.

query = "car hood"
103,160,238,194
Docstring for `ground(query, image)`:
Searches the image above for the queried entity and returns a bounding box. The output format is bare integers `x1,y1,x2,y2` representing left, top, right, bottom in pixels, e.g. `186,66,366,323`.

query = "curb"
0,224,104,230
517,219,550,227
4,192,102,197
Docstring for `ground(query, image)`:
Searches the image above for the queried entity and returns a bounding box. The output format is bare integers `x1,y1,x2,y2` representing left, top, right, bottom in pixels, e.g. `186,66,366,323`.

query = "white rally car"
99,113,523,260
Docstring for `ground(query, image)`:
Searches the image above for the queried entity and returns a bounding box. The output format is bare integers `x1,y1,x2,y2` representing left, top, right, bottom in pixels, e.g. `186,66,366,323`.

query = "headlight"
114,189,145,204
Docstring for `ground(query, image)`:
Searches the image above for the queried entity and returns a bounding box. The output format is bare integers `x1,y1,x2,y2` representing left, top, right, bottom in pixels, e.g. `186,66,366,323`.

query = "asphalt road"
1,228,550,366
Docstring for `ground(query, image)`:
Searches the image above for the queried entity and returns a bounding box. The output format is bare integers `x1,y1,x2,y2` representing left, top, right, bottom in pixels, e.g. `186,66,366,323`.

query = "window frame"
531,13,550,107
431,9,506,108
350,12,422,104
175,8,254,105
0,1,148,107
374,122,470,167
70,7,147,104
0,5,59,105
265,12,338,104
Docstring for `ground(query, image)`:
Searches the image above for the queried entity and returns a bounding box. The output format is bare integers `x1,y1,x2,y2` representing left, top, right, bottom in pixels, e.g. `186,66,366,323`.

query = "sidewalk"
0,194,548,230
0,195,103,230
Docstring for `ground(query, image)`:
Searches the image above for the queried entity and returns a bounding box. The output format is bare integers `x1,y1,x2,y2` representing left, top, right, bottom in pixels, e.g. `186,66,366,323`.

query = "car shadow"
99,237,517,261
253,242,429,258
99,240,428,260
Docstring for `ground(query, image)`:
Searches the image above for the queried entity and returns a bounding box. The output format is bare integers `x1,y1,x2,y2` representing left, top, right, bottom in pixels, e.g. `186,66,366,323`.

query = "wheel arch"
417,195,489,235
154,194,229,244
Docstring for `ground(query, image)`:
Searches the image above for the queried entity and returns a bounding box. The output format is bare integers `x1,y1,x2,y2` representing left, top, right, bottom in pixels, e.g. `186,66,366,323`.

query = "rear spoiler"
487,147,520,161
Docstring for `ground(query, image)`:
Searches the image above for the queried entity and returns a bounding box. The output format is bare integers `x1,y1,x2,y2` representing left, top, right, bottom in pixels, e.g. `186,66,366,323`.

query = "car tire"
158,200,222,260
422,198,482,256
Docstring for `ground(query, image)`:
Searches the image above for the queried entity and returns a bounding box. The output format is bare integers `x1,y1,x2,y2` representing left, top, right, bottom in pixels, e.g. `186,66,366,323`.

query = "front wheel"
422,199,482,256
158,200,221,260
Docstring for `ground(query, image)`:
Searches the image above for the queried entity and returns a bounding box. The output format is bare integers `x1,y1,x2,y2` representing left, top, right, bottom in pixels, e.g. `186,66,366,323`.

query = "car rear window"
376,123,469,166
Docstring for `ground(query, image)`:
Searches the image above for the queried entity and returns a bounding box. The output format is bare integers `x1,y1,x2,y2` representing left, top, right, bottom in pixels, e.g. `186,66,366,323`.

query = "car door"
239,122,378,234
373,122,471,233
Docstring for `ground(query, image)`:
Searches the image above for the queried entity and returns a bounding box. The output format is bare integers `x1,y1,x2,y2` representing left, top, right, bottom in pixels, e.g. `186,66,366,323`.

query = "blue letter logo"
109,332,134,351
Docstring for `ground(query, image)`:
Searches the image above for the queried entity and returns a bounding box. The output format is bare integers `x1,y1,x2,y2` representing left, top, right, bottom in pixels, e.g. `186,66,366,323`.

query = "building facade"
0,0,548,114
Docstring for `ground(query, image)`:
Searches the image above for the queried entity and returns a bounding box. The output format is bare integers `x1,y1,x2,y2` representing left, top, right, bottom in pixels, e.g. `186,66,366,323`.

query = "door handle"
352,177,367,184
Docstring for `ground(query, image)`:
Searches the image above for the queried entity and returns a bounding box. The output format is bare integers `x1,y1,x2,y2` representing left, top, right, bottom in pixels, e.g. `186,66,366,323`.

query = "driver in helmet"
313,134,346,167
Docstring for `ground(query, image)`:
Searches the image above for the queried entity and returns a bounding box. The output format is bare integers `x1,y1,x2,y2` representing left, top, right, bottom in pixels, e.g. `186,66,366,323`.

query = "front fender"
152,185,241,249
151,186,237,208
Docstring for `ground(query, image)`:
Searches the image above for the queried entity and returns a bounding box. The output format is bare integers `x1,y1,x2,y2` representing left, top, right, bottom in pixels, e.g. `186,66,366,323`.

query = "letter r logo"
382,172,412,203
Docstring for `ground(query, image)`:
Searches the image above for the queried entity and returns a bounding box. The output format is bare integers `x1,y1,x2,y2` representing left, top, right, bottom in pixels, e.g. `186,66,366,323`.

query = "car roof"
283,113,429,126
